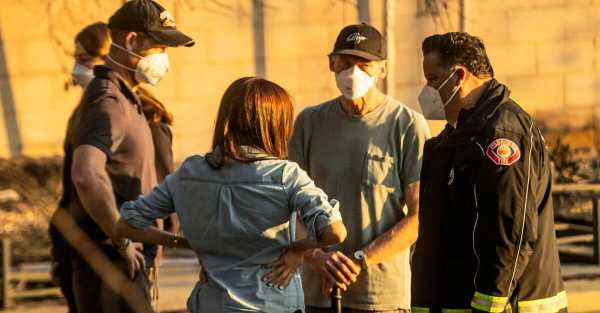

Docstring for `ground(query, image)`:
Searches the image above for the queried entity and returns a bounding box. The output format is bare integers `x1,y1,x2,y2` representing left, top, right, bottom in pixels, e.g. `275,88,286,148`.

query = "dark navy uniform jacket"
412,80,567,313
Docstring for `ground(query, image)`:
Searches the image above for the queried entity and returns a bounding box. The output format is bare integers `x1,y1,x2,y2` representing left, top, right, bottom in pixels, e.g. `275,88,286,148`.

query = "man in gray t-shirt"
290,23,430,312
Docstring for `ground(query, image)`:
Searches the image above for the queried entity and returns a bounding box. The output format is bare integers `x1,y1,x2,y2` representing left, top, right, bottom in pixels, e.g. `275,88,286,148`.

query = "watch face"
354,250,365,260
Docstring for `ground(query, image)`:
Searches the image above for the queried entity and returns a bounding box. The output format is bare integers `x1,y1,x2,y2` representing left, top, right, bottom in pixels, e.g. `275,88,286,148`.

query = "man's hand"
118,242,146,279
262,247,305,289
305,249,361,291
321,277,334,297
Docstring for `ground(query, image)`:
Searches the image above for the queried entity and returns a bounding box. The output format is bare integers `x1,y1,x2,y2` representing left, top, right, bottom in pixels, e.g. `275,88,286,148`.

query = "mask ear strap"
438,68,458,91
106,55,137,72
443,71,463,108
354,64,377,80
112,42,145,59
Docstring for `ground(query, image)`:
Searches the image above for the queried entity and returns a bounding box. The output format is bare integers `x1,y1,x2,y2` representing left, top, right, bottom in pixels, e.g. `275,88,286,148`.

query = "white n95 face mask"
71,63,94,88
418,69,462,120
134,52,169,86
335,65,376,100
109,42,170,86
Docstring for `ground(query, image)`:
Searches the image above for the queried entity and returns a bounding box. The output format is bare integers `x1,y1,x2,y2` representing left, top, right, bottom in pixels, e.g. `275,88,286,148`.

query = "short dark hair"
422,32,494,78
208,77,294,169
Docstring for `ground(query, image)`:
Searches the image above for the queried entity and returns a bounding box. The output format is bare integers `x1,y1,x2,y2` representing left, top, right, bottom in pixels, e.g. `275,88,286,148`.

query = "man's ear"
328,56,335,72
377,60,388,79
124,32,138,50
455,66,468,85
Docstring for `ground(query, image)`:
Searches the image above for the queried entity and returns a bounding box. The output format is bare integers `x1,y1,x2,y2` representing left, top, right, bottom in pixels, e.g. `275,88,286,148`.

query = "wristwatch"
353,250,368,270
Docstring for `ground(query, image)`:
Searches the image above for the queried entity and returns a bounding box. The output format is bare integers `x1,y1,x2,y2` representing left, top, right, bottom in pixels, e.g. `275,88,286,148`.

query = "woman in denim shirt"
112,77,347,313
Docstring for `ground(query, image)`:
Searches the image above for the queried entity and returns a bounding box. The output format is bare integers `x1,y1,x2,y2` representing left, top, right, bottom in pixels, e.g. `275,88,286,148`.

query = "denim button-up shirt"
120,149,342,313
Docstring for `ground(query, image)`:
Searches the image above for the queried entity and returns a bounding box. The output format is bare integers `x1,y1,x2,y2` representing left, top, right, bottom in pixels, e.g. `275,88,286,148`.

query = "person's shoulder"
385,97,430,137
297,98,339,119
87,75,111,91
280,159,311,186
177,155,210,177
385,97,426,123
425,132,443,148
488,98,533,136
86,68,121,95
79,77,120,110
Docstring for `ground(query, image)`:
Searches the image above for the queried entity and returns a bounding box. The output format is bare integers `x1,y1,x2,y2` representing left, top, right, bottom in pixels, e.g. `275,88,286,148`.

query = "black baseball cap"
330,23,386,61
109,0,194,47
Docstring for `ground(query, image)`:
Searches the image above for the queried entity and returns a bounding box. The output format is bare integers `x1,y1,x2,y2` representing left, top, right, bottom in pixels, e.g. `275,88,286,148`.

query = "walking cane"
331,286,342,313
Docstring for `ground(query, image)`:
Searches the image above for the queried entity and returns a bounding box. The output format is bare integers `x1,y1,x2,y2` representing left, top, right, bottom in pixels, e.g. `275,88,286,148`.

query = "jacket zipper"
472,139,484,290
472,183,480,290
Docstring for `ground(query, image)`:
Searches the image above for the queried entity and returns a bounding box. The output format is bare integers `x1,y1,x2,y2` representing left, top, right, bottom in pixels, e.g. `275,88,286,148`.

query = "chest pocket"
447,144,480,220
450,142,483,186
361,146,398,188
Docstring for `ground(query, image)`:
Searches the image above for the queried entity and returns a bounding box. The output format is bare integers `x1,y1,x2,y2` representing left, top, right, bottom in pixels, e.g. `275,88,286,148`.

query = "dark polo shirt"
70,65,157,248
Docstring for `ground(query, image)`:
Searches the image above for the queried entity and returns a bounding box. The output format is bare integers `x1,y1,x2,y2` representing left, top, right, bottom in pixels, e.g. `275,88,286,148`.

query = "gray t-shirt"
290,96,430,311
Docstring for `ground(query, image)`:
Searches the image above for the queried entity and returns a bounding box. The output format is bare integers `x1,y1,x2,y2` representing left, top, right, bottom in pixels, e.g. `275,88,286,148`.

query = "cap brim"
147,28,195,47
329,49,382,61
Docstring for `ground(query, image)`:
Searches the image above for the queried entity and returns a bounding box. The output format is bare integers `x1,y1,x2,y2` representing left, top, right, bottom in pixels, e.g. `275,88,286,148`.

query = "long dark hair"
136,86,174,125
207,77,294,168
75,22,111,58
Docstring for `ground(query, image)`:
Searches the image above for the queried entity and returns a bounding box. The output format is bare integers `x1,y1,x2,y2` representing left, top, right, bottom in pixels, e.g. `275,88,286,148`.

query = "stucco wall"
0,0,597,160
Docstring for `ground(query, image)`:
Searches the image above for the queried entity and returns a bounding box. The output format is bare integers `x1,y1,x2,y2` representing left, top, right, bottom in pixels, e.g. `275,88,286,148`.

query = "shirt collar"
93,65,142,110
239,145,272,159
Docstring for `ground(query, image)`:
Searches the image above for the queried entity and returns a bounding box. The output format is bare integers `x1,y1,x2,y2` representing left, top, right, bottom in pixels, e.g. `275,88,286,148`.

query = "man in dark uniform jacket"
412,32,567,313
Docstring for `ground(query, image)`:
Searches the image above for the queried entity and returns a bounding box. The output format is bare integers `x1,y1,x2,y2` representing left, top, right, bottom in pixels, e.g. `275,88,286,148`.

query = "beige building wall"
468,0,600,132
0,0,597,161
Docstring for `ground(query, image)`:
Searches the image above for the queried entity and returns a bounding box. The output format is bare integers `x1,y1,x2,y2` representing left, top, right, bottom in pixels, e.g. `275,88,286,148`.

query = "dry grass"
0,157,62,260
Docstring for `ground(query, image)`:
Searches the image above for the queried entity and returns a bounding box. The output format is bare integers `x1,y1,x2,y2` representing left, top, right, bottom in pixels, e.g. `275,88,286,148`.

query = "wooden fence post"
593,197,600,265
0,238,12,308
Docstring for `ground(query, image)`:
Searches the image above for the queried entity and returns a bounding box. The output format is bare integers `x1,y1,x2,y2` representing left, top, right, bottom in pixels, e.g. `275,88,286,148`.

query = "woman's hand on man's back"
261,247,305,290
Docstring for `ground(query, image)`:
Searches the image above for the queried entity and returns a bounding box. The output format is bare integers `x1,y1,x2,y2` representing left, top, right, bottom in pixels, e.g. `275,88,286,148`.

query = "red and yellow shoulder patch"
486,138,521,166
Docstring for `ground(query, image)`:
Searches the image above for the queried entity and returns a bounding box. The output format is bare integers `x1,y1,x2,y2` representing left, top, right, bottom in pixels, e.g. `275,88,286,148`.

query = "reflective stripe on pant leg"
517,290,568,313
471,291,509,313
412,306,430,313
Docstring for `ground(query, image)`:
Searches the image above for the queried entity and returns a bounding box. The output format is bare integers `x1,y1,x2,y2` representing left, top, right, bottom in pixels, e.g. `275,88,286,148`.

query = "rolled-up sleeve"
283,162,342,238
120,171,177,229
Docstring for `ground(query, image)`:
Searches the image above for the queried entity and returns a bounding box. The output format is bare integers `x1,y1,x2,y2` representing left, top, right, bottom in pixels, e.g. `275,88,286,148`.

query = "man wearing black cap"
289,23,430,312
69,1,193,312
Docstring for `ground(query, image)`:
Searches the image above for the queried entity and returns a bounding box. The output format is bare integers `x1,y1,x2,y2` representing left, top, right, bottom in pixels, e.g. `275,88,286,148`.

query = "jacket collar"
440,79,511,147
